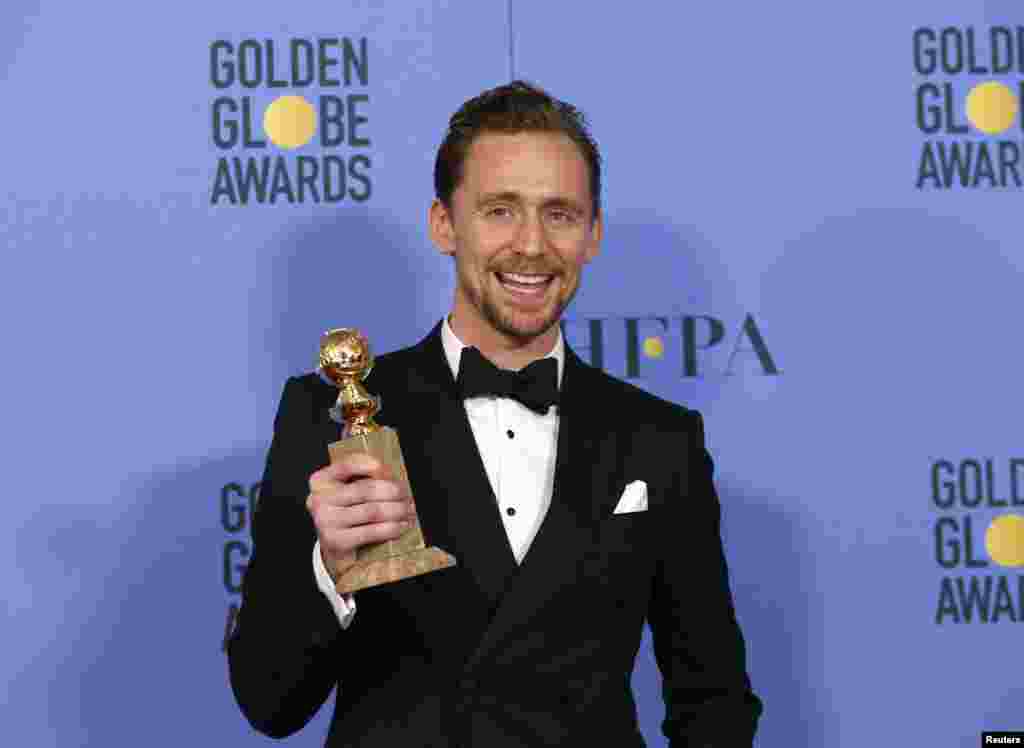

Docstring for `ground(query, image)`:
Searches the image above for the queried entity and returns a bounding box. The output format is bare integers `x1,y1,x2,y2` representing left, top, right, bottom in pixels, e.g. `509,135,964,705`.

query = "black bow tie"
456,346,560,415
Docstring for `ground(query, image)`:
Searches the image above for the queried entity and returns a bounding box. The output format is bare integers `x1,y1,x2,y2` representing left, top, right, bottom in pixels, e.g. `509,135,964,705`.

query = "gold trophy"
318,328,456,594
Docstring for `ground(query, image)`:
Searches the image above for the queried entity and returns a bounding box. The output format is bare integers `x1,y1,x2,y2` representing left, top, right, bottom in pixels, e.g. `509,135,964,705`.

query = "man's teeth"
500,273,551,285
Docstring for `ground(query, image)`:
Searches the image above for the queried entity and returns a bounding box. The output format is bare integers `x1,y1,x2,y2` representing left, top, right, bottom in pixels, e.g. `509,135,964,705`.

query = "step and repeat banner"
3,1,1022,746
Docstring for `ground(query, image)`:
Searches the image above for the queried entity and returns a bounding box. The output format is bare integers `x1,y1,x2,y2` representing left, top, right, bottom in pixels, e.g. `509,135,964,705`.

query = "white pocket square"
613,480,648,514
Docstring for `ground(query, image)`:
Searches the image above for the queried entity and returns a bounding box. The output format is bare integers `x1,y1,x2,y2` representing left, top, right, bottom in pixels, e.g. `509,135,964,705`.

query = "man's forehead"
464,130,581,162
460,131,590,193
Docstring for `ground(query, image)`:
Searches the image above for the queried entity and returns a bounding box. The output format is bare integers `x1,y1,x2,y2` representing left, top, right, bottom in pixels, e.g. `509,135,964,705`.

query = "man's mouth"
495,272,556,296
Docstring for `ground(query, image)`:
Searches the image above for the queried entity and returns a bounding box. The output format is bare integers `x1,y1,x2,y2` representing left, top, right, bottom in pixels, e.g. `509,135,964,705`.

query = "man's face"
431,131,601,344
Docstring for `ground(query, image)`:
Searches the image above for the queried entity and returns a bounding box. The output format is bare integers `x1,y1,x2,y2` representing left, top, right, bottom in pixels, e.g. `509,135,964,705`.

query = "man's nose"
516,212,545,256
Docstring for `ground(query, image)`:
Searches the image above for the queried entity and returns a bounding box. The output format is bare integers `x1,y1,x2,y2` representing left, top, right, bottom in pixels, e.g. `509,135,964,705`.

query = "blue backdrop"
4,2,1023,746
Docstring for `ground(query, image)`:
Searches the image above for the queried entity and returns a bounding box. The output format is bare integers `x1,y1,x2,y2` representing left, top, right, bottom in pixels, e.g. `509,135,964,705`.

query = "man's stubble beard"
462,264,582,343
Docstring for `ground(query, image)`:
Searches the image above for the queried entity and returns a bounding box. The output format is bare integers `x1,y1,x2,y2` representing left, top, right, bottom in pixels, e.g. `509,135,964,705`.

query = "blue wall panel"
3,1,1023,746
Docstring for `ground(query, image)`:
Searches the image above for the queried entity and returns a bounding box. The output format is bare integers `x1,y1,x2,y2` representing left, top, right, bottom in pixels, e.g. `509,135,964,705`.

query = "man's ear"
429,199,456,256
584,213,602,263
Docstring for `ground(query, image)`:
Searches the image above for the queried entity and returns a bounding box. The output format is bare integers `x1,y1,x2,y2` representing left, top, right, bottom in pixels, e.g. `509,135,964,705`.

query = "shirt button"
506,429,514,439
506,507,516,517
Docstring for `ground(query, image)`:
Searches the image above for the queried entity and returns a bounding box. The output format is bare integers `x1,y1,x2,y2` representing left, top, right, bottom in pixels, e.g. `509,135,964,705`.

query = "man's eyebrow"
541,197,586,214
476,191,522,205
476,192,586,213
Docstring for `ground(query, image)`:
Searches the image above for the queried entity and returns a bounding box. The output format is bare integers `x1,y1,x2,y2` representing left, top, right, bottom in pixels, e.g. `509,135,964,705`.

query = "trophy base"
334,545,456,594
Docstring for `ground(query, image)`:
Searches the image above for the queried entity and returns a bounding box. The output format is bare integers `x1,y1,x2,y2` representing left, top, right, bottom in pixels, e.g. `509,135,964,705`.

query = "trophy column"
319,328,456,594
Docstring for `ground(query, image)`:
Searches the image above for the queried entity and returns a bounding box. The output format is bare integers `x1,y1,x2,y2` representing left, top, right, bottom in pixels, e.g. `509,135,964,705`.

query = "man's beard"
464,267,580,342
480,288,567,341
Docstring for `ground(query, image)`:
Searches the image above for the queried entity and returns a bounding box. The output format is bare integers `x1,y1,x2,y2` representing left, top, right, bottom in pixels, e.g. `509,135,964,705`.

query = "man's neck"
448,310,559,371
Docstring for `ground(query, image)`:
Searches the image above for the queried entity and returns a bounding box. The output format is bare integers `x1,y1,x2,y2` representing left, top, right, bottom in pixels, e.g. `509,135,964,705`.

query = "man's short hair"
434,80,602,219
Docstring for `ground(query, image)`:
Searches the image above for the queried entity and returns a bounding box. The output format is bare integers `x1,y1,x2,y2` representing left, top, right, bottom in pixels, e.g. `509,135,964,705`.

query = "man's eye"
548,210,576,224
486,206,513,218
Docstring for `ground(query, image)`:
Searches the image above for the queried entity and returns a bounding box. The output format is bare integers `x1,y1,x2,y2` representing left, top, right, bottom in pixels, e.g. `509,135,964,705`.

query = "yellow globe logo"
263,95,317,149
642,336,664,359
985,514,1024,568
965,81,1018,135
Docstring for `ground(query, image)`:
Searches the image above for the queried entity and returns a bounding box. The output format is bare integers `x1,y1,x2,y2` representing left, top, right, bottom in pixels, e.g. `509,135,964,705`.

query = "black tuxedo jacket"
228,321,762,747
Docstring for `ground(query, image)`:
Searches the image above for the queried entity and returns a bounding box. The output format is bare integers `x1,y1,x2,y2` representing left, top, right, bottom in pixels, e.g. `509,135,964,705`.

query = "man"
228,81,762,747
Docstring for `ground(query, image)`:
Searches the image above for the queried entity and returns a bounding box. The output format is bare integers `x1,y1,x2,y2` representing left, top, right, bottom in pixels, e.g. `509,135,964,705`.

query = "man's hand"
306,453,416,578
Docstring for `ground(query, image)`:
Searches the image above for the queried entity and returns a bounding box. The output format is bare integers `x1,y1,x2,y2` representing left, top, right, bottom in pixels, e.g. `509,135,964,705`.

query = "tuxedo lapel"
380,323,519,610
518,343,609,556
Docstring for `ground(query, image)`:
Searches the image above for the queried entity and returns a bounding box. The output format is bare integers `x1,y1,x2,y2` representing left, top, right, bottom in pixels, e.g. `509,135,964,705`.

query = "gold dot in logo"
985,514,1024,568
642,336,664,359
965,81,1018,135
263,95,317,149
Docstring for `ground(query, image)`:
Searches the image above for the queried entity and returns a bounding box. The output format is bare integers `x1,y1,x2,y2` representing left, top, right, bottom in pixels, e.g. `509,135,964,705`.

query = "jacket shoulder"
581,361,701,434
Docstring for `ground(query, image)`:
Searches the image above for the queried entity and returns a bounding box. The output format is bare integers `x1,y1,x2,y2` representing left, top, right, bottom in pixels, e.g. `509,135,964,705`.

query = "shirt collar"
441,315,565,390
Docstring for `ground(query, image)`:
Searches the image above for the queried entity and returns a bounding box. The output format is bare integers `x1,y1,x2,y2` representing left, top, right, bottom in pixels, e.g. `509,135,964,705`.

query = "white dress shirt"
312,317,564,628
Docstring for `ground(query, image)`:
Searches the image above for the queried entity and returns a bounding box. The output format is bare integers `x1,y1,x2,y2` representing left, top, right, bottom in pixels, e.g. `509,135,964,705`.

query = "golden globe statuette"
318,328,456,594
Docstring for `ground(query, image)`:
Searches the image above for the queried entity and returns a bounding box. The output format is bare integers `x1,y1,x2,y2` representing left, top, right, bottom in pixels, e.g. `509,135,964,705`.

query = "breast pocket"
581,509,652,587
600,509,650,548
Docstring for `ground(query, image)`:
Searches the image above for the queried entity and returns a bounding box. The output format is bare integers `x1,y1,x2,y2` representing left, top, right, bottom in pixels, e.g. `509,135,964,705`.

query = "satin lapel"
466,344,616,669
390,324,519,610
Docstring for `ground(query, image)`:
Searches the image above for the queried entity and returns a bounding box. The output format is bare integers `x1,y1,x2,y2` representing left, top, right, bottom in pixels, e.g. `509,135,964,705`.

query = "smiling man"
228,81,763,748
430,125,600,369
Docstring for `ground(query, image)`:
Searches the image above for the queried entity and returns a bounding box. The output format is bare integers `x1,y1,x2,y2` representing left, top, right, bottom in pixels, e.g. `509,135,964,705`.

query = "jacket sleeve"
647,410,763,747
226,376,347,738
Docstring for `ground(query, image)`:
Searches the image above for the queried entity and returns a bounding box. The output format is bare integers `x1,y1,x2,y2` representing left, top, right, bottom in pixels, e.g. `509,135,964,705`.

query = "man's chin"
487,305,560,342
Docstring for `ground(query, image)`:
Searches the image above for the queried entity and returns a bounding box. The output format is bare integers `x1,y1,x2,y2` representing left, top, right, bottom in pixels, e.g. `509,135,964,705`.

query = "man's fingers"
311,501,415,539
308,478,409,512
326,521,412,554
307,456,415,558
341,499,416,528
309,453,393,492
